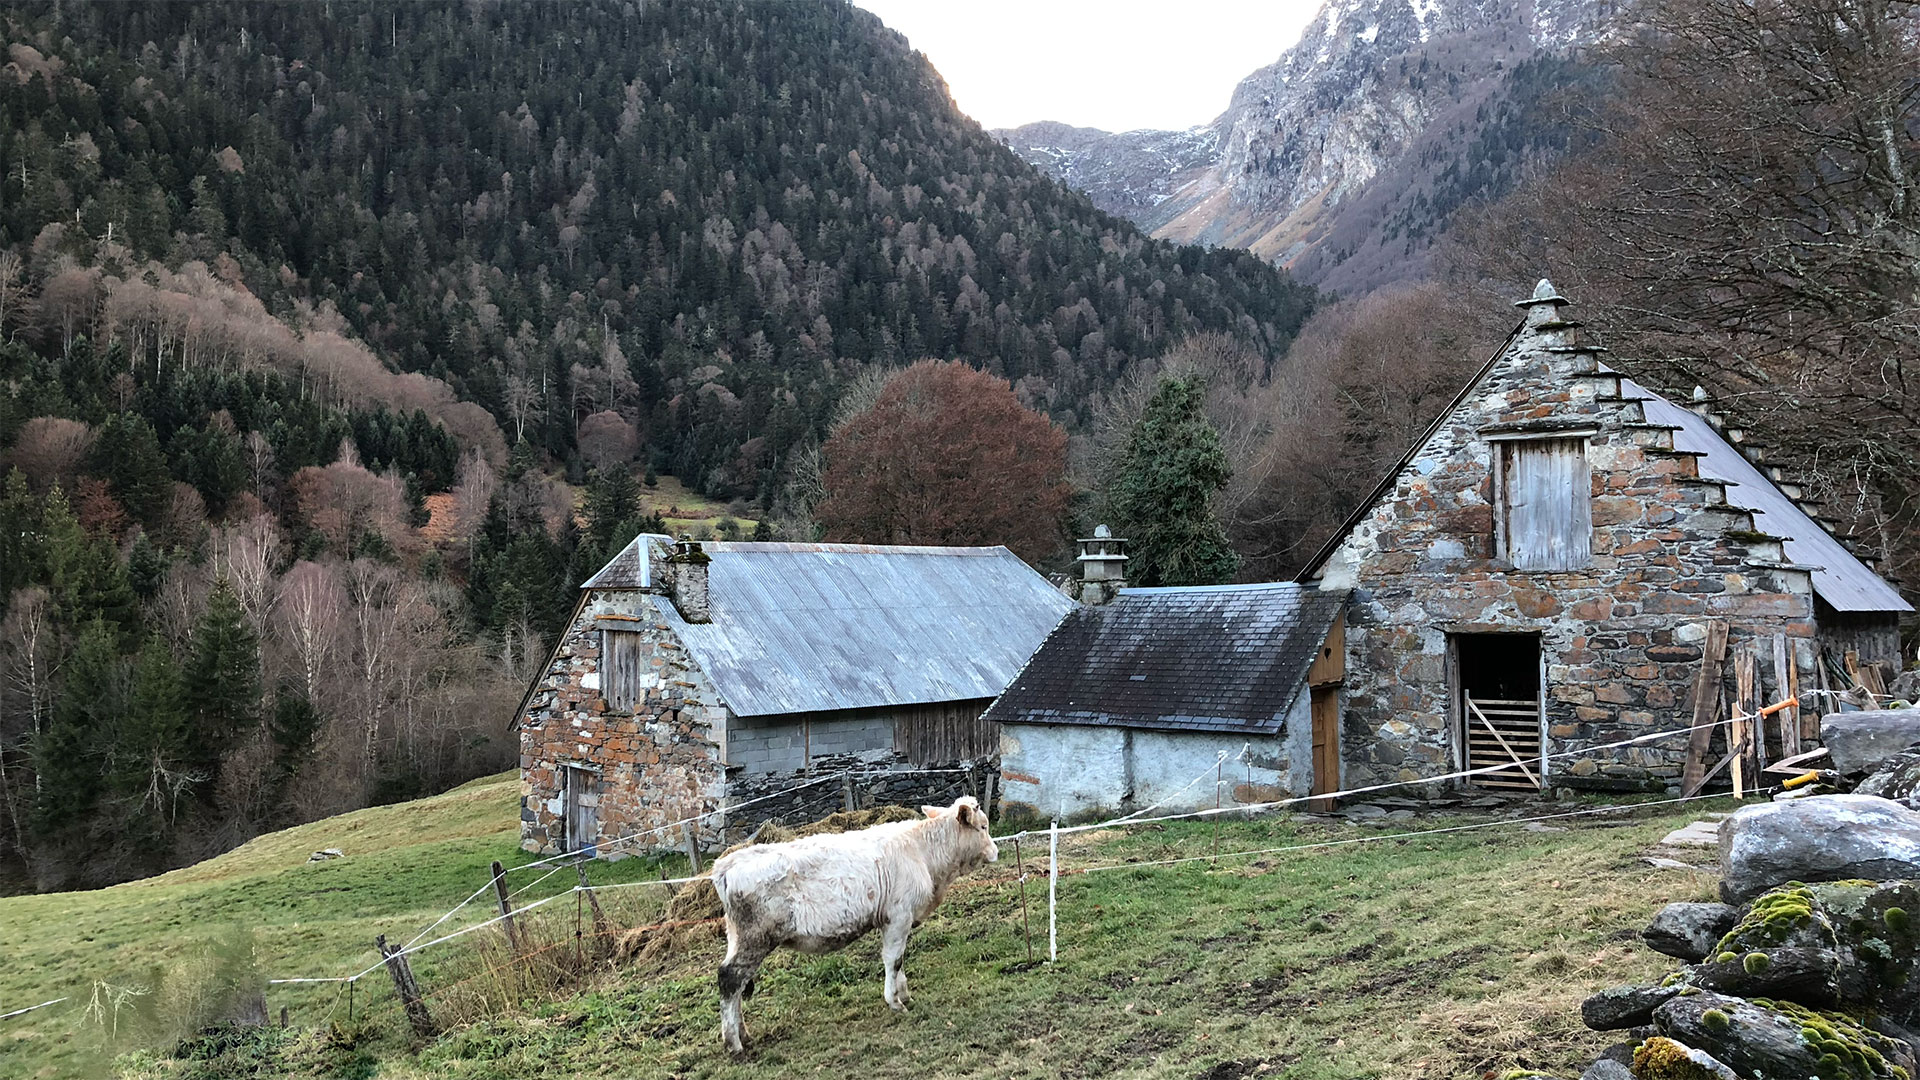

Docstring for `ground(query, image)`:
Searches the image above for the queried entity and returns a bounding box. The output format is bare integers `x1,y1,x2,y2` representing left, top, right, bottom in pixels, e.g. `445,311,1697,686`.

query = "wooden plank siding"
893,699,999,764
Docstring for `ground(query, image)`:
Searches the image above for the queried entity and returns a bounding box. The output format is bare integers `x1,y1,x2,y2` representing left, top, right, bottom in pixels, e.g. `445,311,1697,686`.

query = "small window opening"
1453,633,1543,791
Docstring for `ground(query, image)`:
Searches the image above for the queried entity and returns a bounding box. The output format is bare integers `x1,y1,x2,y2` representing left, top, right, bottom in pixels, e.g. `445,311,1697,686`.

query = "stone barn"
1301,281,1911,795
987,570,1349,820
516,535,1073,856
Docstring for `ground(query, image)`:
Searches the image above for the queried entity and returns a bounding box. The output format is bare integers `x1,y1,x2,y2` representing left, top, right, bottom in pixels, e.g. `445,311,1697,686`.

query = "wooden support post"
1681,621,1731,797
1737,648,1764,771
490,861,522,955
1772,634,1800,757
577,862,611,956
683,821,703,876
1013,836,1034,963
1048,819,1059,964
375,934,436,1037
841,772,856,813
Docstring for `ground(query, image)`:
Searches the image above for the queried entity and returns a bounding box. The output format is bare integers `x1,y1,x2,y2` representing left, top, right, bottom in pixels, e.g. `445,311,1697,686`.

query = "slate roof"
1624,378,1912,613
579,533,671,589
983,582,1350,735
635,542,1075,718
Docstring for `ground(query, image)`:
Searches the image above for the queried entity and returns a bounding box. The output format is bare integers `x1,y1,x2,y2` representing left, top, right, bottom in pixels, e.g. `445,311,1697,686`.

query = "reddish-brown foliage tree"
815,359,1071,563
4,416,93,491
73,477,129,539
576,409,639,471
288,461,408,555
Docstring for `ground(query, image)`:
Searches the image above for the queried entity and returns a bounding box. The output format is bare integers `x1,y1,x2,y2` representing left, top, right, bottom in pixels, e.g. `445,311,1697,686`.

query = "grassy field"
0,776,1733,1079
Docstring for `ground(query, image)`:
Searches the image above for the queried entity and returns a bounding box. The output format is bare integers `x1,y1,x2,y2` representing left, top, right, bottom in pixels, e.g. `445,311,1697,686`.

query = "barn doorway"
564,764,599,854
1450,633,1544,791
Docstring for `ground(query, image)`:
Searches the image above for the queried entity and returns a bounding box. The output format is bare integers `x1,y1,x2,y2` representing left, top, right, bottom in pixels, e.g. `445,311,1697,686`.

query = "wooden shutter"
603,630,643,711
1500,438,1592,570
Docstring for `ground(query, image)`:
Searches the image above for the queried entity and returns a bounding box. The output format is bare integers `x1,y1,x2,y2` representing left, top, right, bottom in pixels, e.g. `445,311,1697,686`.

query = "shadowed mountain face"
997,0,1611,294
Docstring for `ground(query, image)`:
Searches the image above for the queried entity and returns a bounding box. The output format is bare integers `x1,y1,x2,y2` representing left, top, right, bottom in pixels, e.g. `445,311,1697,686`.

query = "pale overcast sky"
854,1,1323,133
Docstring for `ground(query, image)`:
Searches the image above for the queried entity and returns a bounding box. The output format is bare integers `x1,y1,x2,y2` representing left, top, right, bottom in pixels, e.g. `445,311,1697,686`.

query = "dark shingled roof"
983,582,1349,735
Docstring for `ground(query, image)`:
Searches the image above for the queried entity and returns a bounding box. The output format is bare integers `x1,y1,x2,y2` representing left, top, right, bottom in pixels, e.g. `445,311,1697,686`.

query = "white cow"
710,795,999,1054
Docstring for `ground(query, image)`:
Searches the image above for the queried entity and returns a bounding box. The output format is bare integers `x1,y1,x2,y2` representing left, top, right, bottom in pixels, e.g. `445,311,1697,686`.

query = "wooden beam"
1772,634,1799,757
1681,621,1730,797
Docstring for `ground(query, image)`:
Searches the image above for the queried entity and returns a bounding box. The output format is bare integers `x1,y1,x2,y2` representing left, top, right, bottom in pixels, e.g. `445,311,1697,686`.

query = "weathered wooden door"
564,765,598,854
1310,686,1340,812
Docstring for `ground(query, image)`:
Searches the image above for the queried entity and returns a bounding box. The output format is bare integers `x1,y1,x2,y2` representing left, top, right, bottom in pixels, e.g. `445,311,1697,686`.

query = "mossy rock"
1654,991,1913,1080
1630,1036,1738,1080
1716,884,1835,956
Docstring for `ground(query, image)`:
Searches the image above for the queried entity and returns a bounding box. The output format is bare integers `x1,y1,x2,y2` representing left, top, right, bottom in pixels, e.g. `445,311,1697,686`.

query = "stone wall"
719,751,996,843
519,590,728,856
1315,292,1820,793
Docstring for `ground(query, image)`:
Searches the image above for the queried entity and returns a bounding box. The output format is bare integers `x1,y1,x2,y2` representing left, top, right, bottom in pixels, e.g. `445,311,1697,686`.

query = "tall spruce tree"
1102,375,1240,587
32,619,124,838
117,633,190,860
182,578,261,797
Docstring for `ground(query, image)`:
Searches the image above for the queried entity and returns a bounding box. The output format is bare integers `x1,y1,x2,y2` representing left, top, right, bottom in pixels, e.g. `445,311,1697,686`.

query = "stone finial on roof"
1514,277,1571,328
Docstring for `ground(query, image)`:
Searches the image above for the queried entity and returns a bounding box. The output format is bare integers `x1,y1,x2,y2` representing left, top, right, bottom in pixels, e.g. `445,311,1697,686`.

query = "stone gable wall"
519,591,727,856
1315,299,1819,792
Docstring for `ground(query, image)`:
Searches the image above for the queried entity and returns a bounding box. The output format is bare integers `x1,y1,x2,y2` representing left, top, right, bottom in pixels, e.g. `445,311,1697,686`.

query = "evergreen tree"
1102,375,1240,587
126,530,170,601
116,634,191,859
42,487,139,642
182,578,261,794
267,686,321,780
583,467,640,556
88,415,171,533
32,619,123,836
0,468,42,605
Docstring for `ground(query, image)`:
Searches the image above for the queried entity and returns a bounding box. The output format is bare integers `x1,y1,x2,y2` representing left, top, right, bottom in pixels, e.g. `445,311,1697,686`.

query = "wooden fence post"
1681,621,1731,796
490,861,522,955
683,821,703,876
375,934,436,1037
841,771,856,813
577,862,612,956
1047,819,1059,964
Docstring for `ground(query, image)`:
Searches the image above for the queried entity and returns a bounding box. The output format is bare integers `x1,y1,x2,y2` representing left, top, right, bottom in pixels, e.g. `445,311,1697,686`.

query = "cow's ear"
921,805,942,819
956,802,975,827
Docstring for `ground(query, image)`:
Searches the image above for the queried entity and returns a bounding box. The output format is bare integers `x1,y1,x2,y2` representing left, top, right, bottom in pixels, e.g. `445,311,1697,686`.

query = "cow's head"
923,796,998,866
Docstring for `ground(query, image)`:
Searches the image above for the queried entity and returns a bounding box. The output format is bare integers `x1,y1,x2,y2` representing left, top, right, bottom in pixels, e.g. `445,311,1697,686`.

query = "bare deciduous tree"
4,417,93,492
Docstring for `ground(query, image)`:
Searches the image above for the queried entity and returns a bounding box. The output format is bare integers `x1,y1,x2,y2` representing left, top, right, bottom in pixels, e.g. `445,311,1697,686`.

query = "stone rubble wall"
519,589,728,856
1317,304,1820,793
720,751,997,844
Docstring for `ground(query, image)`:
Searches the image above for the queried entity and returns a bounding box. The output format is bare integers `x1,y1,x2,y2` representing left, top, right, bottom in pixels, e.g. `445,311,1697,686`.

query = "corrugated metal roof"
1625,378,1911,613
983,582,1350,735
640,542,1075,717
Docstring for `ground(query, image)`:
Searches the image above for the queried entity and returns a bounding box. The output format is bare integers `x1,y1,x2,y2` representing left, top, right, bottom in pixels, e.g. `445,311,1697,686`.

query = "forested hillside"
1,0,1312,499
0,0,1316,892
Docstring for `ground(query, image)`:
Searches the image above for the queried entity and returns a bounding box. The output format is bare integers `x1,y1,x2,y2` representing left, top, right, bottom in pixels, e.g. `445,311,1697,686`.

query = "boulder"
1889,668,1920,704
1653,990,1914,1080
1821,711,1920,777
1718,794,1920,903
1690,946,1842,1007
1859,749,1920,806
1582,984,1684,1031
1644,901,1740,961
1577,1062,1631,1080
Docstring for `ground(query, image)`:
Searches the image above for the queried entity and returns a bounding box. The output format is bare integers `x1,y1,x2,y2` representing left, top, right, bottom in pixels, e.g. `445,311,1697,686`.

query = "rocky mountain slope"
998,0,1610,294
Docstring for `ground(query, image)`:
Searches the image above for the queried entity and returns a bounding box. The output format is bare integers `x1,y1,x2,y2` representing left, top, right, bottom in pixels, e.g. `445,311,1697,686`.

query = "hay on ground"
615,804,921,963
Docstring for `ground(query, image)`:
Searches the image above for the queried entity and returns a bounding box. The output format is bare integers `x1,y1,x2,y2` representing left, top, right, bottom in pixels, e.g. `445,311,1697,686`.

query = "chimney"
1075,524,1129,606
667,534,711,623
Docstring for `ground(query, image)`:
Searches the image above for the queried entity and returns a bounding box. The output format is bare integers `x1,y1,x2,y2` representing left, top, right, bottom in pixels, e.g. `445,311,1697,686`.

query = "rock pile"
1525,707,1920,1080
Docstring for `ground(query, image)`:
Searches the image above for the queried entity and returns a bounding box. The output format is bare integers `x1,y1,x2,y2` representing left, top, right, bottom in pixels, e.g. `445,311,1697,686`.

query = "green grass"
1,780,1733,1080
0,773,694,1079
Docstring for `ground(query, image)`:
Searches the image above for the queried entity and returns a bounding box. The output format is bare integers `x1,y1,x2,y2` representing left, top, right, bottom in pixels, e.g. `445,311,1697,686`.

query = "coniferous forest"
0,1,1317,890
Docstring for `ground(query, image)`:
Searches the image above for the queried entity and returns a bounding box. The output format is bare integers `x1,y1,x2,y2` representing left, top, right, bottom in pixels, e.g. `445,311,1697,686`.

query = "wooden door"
1310,686,1340,812
565,765,598,854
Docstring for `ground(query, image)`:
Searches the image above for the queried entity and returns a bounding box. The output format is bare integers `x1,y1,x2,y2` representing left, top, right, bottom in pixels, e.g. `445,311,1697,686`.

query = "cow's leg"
718,928,771,1055
880,917,913,1012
